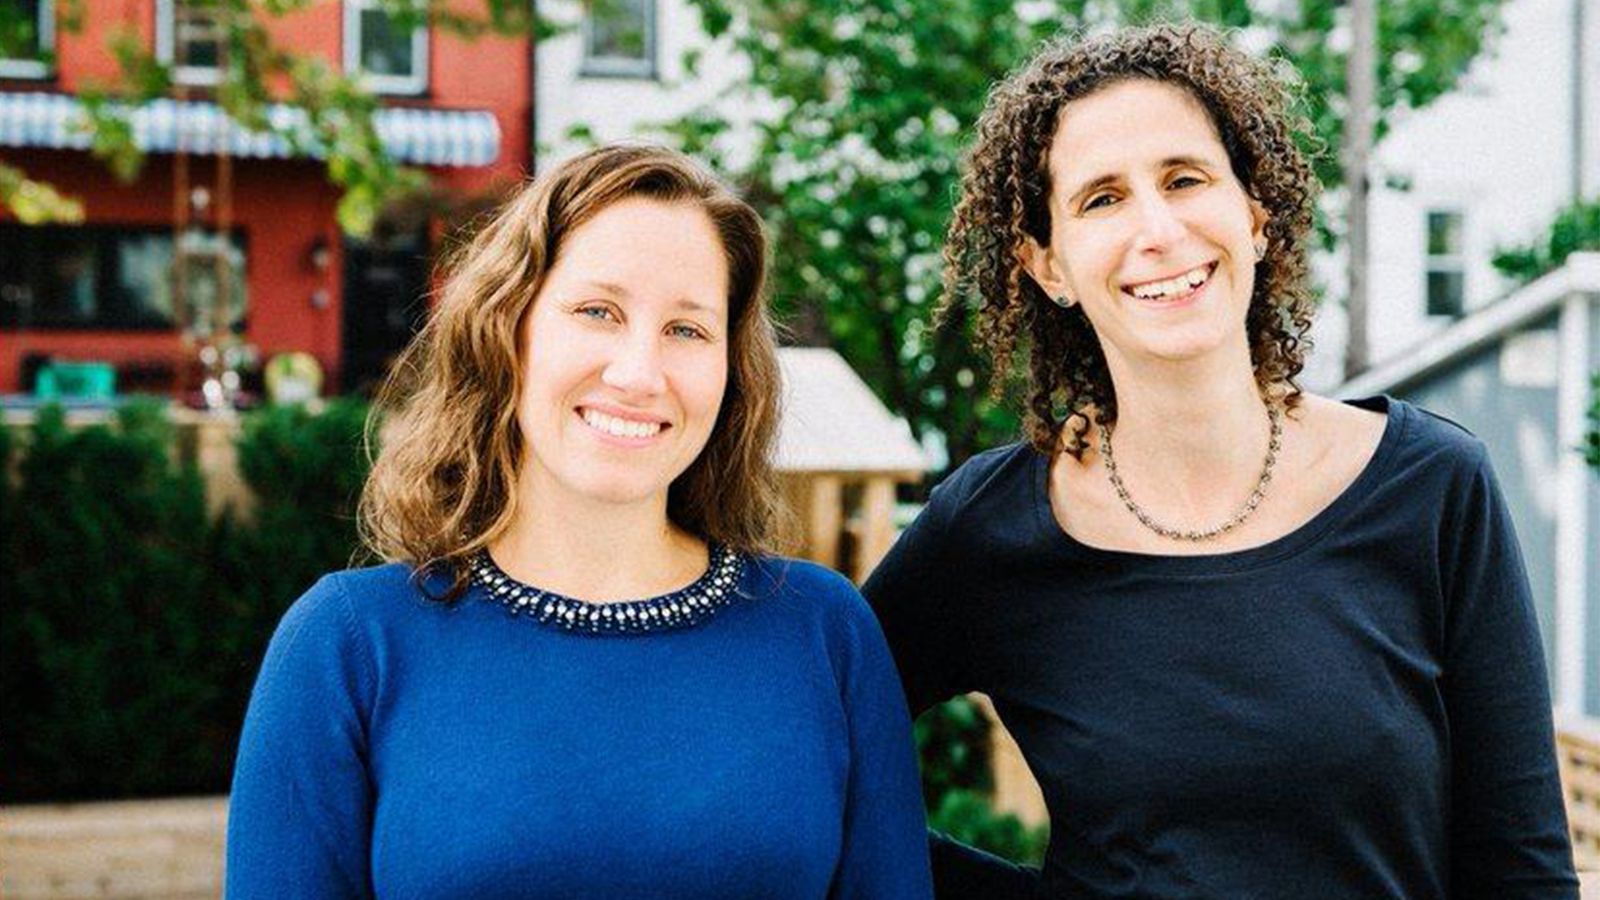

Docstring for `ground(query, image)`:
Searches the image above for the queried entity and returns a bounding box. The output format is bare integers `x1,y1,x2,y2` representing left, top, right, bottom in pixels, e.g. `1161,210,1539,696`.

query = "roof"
0,92,500,168
775,347,929,476
1337,252,1600,397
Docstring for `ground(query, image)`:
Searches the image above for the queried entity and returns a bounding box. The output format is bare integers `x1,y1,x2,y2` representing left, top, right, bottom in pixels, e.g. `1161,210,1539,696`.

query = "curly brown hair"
359,144,791,599
941,22,1321,456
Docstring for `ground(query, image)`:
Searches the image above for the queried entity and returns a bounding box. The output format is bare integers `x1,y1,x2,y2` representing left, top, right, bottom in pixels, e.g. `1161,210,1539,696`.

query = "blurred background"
0,0,1596,895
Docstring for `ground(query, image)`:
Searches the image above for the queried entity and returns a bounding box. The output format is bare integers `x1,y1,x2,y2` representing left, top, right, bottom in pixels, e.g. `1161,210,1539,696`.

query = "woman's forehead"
1049,80,1227,182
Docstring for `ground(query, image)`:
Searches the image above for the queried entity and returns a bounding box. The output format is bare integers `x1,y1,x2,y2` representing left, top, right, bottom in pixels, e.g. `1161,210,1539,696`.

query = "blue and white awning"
0,92,501,168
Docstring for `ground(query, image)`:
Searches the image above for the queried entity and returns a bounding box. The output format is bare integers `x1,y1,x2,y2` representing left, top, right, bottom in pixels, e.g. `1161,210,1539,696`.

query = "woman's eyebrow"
1063,154,1222,206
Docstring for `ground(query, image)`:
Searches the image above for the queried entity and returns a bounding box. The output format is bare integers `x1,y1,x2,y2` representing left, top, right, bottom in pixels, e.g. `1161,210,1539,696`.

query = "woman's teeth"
1129,264,1211,301
582,409,662,438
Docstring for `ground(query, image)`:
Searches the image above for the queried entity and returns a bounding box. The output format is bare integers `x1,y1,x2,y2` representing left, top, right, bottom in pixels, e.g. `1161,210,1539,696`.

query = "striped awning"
0,92,501,168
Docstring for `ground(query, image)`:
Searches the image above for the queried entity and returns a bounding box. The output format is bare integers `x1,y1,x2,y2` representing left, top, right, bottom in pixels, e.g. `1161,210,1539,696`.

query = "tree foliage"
666,0,1508,467
1492,196,1600,286
0,0,544,233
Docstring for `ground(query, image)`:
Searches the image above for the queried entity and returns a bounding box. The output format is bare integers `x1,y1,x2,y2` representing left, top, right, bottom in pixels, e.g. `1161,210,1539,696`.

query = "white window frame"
580,0,657,79
1424,208,1467,319
155,0,222,87
344,0,429,96
0,0,54,80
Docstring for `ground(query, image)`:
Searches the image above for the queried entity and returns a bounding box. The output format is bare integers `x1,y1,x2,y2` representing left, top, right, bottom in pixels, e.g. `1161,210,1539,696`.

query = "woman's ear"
1018,236,1076,308
1249,197,1270,246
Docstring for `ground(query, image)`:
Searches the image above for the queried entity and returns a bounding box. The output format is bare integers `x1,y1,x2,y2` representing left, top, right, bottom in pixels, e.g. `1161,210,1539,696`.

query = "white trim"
1555,292,1592,715
343,0,429,96
0,0,54,79
154,0,222,87
1338,252,1600,397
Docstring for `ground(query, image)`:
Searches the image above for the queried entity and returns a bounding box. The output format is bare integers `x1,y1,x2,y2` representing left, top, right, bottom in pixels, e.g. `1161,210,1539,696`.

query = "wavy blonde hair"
359,144,789,598
942,23,1321,456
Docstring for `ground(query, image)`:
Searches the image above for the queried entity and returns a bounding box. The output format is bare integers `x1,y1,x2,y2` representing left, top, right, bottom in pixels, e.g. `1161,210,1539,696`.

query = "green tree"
665,0,1508,467
1491,196,1600,286
0,0,544,233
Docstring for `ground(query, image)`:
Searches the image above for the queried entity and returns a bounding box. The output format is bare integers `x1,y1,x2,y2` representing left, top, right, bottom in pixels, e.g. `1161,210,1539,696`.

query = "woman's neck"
1095,344,1275,518
488,482,706,603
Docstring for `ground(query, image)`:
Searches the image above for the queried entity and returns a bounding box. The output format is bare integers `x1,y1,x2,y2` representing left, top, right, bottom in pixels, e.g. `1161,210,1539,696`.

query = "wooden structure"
1560,716,1600,870
774,348,929,583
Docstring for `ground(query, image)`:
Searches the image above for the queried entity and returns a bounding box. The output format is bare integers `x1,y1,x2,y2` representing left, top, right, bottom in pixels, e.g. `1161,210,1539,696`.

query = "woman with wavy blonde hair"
865,23,1576,898
226,144,934,899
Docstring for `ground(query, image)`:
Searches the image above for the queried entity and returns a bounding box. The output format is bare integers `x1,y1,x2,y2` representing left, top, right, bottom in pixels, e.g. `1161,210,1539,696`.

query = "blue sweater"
865,397,1577,898
226,554,934,899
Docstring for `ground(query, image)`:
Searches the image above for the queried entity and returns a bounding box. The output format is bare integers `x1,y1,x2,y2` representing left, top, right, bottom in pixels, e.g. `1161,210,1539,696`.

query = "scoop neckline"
1030,395,1407,577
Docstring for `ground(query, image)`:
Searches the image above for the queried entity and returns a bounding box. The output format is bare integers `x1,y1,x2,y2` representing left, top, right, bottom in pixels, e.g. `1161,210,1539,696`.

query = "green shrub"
927,787,1050,865
0,400,221,801
0,399,372,802
916,695,1049,865
1492,197,1600,285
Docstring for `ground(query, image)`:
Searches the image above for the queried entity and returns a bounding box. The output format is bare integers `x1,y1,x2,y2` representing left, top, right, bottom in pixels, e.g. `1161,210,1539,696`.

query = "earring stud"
1052,294,1074,308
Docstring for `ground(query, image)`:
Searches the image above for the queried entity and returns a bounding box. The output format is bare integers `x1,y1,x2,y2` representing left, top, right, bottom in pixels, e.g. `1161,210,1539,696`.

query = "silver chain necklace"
1098,401,1283,542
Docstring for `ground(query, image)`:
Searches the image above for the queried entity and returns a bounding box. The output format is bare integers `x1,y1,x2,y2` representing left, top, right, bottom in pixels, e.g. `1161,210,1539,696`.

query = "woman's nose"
1131,194,1188,251
601,333,668,397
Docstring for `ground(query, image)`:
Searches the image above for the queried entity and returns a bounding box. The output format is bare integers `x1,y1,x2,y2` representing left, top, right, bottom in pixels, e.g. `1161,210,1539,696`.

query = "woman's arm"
1440,446,1578,898
225,575,376,900
861,473,1045,898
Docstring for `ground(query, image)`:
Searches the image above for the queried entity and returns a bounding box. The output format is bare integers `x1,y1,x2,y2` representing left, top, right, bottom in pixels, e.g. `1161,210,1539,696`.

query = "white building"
533,0,758,166
1306,0,1598,387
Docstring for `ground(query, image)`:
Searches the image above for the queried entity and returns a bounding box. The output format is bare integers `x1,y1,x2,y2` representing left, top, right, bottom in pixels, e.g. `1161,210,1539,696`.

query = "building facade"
0,0,532,397
533,0,758,167
1307,0,1598,387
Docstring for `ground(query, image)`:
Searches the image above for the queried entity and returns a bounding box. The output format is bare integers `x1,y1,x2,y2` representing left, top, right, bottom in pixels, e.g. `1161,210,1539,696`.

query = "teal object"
35,362,117,400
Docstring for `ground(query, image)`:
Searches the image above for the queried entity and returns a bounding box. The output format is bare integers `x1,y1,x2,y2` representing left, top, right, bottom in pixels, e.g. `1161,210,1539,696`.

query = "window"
345,0,428,95
155,0,224,87
0,0,53,79
581,0,655,78
1425,209,1465,318
0,224,247,332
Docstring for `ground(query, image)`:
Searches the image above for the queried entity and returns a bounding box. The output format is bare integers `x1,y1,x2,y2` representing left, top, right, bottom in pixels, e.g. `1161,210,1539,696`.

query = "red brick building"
0,0,532,396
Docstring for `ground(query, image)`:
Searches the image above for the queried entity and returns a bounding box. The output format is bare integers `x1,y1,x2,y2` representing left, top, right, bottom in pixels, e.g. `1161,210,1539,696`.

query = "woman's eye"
1083,193,1117,212
668,323,709,340
1168,175,1204,189
576,305,618,323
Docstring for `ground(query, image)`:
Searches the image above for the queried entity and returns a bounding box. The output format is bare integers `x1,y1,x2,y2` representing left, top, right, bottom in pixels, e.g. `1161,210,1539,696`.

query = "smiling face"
1021,78,1268,372
516,197,730,513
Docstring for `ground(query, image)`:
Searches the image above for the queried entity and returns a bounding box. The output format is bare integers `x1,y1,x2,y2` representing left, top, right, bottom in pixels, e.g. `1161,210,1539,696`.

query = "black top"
863,397,1578,899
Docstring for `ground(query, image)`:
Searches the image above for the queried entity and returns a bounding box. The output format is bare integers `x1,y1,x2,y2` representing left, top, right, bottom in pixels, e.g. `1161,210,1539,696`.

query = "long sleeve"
226,574,376,900
829,591,936,899
1440,445,1578,897
862,475,969,716
862,462,1044,899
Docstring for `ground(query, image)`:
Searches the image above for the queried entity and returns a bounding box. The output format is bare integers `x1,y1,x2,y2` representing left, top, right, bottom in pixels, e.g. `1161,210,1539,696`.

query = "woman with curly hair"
864,23,1577,898
225,144,934,899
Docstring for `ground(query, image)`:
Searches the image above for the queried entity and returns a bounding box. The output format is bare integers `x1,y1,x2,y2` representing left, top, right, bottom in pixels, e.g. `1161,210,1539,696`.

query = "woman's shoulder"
743,555,888,632
743,554,861,608
274,562,437,644
1355,394,1491,475
919,440,1038,527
